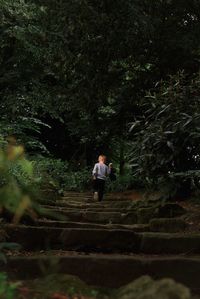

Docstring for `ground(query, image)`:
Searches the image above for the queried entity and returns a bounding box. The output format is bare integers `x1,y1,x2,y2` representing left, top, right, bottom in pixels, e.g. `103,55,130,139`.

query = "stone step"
39,195,139,206
58,198,137,205
3,252,200,293
4,225,200,254
36,219,186,233
48,200,146,208
53,200,185,218
60,197,93,202
62,192,139,201
51,202,140,212
41,209,138,224
4,225,140,252
36,220,149,232
42,205,138,213
41,204,185,225
63,192,92,197
36,218,186,233
59,197,145,203
41,200,131,208
139,232,200,254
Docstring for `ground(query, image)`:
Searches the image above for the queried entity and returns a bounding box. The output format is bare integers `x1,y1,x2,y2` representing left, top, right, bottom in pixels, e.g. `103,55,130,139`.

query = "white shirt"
92,162,109,180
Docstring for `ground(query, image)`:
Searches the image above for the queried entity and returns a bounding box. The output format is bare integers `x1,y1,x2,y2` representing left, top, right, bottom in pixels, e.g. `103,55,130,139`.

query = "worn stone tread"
140,232,200,254
4,225,140,252
3,253,200,292
57,199,138,206
41,205,138,214
36,220,149,232
41,209,138,224
4,225,200,254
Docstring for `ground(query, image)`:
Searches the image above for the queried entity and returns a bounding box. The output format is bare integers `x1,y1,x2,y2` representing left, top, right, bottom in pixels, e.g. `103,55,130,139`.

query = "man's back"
93,162,109,180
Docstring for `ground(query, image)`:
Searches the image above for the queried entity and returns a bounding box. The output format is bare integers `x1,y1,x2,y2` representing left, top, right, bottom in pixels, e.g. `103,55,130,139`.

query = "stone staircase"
2,192,200,294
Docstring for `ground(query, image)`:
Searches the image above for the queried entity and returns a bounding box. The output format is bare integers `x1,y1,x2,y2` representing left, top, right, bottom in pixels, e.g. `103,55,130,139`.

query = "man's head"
98,155,106,163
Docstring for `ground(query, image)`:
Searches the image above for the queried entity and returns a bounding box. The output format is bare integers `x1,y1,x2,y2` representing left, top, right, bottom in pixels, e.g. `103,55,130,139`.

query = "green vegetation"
0,273,19,299
34,157,92,192
130,72,200,195
0,139,40,223
1,0,200,195
23,274,103,299
1,0,200,194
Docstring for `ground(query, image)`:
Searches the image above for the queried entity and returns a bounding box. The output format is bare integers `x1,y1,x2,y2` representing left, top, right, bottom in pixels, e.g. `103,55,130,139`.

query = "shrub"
0,273,19,299
106,172,144,192
33,156,69,188
0,137,40,223
61,168,92,192
34,156,92,192
130,72,200,196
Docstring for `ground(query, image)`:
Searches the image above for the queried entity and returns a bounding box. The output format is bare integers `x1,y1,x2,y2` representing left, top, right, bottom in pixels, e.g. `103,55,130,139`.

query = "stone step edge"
3,254,200,291
5,252,200,260
42,205,138,211
3,225,200,254
3,224,196,237
35,220,149,231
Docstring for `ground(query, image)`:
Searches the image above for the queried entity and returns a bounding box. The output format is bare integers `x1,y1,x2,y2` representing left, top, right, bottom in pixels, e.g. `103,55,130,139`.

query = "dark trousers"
93,179,105,201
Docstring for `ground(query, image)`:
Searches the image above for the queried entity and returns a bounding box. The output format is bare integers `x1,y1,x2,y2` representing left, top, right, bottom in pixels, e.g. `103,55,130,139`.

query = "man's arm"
92,164,98,178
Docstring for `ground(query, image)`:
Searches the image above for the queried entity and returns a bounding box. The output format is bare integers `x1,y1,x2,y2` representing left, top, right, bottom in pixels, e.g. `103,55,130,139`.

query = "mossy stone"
137,207,158,224
158,203,185,218
149,218,187,233
114,275,191,299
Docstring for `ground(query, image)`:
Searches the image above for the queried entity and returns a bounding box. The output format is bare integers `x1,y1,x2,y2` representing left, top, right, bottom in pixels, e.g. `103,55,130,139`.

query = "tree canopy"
1,0,200,187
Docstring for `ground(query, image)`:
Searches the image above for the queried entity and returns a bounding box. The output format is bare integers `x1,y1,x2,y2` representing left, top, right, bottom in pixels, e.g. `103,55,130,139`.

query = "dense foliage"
0,273,19,299
34,156,91,191
1,0,200,192
0,139,40,222
130,72,200,194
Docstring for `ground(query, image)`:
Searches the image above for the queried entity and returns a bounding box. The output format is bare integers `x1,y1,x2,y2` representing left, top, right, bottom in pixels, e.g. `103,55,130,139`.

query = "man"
92,155,110,201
